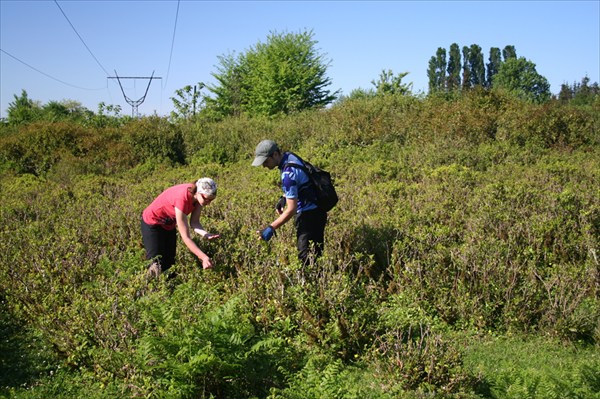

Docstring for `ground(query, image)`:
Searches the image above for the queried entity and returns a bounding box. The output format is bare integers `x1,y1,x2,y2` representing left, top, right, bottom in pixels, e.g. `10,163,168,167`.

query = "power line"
0,48,107,91
163,0,181,88
54,0,110,76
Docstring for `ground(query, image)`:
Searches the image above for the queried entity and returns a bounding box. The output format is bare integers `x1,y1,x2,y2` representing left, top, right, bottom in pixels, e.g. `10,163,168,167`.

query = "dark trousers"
141,219,177,271
295,207,327,265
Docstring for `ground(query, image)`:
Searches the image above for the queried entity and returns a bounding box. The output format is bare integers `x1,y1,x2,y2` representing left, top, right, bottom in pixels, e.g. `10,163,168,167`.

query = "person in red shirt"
141,177,220,278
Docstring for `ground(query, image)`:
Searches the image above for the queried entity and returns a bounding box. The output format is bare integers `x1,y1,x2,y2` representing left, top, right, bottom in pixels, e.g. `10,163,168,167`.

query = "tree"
558,83,573,104
427,56,437,93
6,91,98,125
427,48,447,93
170,83,205,121
571,76,600,106
89,102,126,128
502,45,517,61
372,69,412,95
492,57,550,103
41,101,70,122
467,44,485,88
559,76,600,106
204,30,338,118
340,87,376,101
204,53,245,119
7,90,41,125
461,46,471,91
40,100,91,123
447,43,461,92
486,47,502,88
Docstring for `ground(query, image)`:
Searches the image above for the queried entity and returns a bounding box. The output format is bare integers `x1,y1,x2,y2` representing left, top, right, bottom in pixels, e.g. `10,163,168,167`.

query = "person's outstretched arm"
257,197,297,241
189,205,220,240
175,207,214,269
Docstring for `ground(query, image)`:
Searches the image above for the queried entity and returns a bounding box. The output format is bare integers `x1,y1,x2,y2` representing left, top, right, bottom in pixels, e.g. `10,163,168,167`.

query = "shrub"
497,100,597,148
0,121,84,175
120,116,186,165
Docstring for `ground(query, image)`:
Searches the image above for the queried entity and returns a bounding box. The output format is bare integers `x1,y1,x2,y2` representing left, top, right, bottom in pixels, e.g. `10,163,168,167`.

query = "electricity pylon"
108,70,161,117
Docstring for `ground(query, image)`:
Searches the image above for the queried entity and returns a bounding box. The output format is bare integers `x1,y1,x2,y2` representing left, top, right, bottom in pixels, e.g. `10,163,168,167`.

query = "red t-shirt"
142,184,197,230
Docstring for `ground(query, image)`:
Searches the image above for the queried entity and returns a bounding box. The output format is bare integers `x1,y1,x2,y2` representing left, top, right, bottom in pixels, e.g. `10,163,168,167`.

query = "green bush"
367,292,478,394
0,121,85,175
120,116,186,165
496,100,598,148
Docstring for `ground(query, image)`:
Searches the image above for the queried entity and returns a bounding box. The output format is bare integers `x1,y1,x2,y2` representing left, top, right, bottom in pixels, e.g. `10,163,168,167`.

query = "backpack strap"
283,161,308,174
282,152,309,180
285,152,308,167
283,162,312,189
283,155,316,200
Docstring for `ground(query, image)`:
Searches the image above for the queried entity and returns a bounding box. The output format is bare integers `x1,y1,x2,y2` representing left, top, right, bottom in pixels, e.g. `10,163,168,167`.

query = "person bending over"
141,177,220,278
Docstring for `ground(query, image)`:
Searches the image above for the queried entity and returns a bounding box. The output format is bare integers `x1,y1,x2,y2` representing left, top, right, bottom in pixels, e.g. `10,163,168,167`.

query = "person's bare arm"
175,207,213,269
189,205,220,240
271,197,297,229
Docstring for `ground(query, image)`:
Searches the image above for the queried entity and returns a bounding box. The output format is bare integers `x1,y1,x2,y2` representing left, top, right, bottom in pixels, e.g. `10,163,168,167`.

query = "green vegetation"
427,44,551,103
493,57,550,103
201,29,338,120
0,89,599,398
3,90,127,128
559,76,600,106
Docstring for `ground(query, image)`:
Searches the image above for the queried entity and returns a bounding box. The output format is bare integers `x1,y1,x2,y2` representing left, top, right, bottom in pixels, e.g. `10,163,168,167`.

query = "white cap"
196,177,217,196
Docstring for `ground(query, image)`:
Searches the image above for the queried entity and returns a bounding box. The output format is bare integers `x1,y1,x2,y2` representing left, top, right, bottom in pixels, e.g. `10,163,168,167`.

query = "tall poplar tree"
447,43,461,91
502,45,517,61
436,47,447,91
427,56,438,93
461,46,471,91
486,47,502,88
427,47,447,93
468,44,485,87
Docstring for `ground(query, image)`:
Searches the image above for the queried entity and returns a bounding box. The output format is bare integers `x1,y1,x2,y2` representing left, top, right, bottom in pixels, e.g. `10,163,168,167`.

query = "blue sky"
1,0,599,119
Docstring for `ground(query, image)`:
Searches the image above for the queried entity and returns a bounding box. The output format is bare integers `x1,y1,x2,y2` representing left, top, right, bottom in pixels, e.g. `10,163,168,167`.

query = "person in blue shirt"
252,139,327,265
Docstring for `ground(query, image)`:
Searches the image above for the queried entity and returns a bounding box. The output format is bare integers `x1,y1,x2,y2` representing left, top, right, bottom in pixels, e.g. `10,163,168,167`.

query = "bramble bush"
1,92,599,398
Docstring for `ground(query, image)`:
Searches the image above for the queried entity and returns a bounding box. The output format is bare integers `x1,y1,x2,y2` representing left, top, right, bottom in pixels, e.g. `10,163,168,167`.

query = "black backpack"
284,153,338,212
